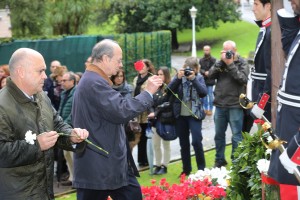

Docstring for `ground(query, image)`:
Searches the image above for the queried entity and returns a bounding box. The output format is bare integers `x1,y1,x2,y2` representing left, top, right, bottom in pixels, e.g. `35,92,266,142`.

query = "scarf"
134,74,150,96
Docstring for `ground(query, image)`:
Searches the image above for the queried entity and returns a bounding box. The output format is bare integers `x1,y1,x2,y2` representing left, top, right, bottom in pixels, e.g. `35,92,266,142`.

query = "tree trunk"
271,0,284,126
171,28,179,50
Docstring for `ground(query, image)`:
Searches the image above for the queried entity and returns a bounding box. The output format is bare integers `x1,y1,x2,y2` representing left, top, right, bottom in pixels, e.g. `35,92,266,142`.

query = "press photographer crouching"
168,57,207,176
208,40,249,168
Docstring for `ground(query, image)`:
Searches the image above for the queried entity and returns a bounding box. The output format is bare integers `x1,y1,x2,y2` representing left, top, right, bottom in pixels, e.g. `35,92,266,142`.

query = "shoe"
214,160,228,168
156,165,167,175
153,166,161,175
61,180,72,186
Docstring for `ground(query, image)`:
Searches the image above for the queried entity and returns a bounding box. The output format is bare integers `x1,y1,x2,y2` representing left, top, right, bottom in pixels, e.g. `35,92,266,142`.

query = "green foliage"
2,0,47,37
226,129,267,200
47,0,92,35
115,31,172,83
96,0,240,48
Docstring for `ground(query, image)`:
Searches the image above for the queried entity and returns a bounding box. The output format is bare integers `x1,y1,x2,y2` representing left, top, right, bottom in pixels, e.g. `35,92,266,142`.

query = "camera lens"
225,51,233,59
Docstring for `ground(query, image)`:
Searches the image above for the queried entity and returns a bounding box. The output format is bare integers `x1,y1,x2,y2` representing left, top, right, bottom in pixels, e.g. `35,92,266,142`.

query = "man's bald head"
9,48,43,77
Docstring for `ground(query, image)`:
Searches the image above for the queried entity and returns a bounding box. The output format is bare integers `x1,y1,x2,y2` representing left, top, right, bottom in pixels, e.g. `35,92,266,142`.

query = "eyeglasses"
61,79,70,82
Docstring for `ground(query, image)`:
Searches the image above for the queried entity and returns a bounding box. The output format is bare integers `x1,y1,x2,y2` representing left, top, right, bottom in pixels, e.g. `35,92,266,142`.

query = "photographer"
168,57,207,176
208,40,249,168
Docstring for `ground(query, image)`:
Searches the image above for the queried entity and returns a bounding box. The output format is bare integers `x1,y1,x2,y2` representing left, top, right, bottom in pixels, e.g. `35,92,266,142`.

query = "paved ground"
54,0,258,195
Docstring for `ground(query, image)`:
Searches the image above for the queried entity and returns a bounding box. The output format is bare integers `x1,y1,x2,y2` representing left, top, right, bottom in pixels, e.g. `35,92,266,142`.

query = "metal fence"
0,31,171,81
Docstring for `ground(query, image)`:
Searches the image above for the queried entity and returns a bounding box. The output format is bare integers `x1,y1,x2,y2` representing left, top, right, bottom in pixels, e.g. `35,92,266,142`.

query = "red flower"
254,119,265,125
134,60,144,71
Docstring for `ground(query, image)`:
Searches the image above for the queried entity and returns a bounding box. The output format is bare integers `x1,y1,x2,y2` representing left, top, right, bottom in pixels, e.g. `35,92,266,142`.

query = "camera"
225,50,234,59
184,66,194,76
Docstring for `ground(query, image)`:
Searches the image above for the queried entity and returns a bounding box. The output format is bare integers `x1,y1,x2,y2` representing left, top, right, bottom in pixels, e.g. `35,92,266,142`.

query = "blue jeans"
203,86,214,111
214,107,243,161
176,116,205,173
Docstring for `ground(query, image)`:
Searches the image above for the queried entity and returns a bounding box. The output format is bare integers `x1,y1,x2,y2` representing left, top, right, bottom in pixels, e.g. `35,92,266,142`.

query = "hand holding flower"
70,128,89,143
145,75,163,94
37,131,59,151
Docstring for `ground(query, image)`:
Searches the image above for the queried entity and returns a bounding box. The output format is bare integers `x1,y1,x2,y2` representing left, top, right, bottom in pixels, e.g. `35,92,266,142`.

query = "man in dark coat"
0,48,89,200
208,40,249,168
72,39,163,200
244,0,272,133
268,1,300,198
199,45,216,116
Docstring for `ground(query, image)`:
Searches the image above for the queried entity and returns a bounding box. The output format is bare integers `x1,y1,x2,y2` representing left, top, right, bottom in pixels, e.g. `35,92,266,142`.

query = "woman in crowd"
111,69,133,98
0,64,10,78
133,59,156,167
148,67,173,175
168,57,207,176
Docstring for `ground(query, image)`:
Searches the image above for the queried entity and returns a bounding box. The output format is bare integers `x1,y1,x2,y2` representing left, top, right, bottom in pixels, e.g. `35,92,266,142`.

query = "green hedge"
0,31,171,81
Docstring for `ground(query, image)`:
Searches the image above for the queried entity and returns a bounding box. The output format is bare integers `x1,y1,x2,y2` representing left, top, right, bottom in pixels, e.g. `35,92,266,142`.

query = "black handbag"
155,120,177,141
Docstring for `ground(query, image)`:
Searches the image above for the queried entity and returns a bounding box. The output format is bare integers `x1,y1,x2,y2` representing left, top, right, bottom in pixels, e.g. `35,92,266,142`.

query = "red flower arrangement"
142,175,226,200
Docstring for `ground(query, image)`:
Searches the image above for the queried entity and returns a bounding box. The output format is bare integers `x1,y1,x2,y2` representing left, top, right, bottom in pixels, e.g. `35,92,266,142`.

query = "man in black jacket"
208,40,249,168
0,48,89,200
199,45,216,116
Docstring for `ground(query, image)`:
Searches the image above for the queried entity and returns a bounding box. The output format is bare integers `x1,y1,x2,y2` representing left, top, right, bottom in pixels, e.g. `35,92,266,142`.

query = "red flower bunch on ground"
142,174,226,200
134,60,144,71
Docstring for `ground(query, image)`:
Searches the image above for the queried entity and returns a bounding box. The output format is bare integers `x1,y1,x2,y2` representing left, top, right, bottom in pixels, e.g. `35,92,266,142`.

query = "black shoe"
214,160,228,168
153,166,161,175
178,171,190,178
61,180,72,186
156,165,167,175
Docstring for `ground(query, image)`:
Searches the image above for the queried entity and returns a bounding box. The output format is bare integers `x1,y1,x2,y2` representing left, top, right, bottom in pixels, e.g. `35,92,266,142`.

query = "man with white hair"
208,40,249,168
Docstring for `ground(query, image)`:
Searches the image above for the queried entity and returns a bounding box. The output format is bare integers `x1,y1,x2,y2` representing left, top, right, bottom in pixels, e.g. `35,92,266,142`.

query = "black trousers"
76,171,142,200
137,123,148,164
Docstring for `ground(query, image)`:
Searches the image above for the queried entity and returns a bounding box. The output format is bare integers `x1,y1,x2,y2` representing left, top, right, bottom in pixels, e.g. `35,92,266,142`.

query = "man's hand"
70,128,89,143
279,149,298,174
145,75,163,94
177,69,185,79
147,112,155,119
37,131,59,151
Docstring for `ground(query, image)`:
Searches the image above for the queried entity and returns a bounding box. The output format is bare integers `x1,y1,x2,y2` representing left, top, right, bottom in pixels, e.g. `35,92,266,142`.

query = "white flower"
257,159,270,173
25,130,36,145
188,167,230,188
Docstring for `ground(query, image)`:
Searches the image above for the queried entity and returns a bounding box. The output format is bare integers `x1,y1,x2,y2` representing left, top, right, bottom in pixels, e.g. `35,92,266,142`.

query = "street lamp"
189,6,197,57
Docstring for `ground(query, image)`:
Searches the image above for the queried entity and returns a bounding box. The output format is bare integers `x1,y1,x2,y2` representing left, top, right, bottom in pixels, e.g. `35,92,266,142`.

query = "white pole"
190,6,197,57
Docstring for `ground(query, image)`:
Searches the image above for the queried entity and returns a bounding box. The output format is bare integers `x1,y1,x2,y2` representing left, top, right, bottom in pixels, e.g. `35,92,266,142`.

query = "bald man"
0,48,89,200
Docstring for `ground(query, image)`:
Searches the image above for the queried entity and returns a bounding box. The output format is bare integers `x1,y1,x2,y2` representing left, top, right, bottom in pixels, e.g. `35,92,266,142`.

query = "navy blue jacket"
72,64,153,190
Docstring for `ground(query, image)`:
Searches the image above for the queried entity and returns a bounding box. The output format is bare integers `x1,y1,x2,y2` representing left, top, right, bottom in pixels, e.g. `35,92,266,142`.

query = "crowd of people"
1,0,300,199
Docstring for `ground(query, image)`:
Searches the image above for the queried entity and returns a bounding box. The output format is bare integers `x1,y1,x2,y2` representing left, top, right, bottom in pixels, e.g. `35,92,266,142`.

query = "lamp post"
189,6,197,57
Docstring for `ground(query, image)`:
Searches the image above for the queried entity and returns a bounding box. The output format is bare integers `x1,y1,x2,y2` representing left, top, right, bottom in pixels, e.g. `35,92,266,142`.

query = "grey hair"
223,40,236,49
91,39,119,62
65,71,76,85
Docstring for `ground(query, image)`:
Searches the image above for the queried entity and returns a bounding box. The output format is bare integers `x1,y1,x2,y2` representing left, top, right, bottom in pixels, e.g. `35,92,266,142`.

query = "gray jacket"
209,56,249,108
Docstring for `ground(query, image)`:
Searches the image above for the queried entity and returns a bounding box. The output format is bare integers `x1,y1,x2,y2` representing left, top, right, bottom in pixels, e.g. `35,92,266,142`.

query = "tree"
47,0,92,35
0,0,47,37
100,0,240,49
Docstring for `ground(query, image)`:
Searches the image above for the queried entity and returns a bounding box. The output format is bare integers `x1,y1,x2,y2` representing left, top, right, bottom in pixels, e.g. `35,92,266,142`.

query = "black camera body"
225,50,234,59
184,66,194,76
